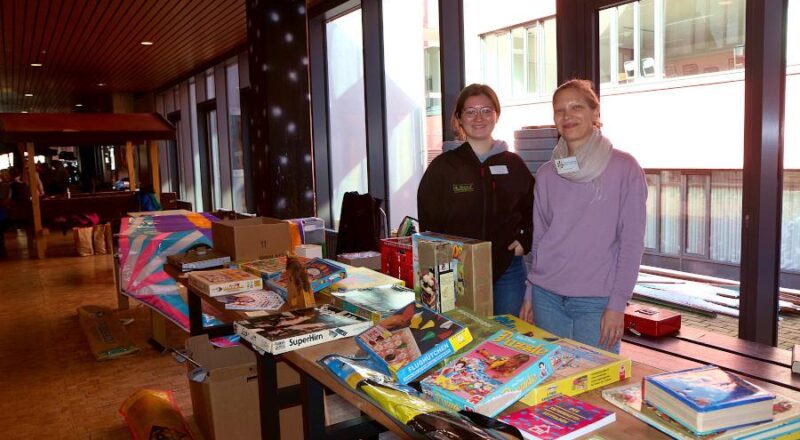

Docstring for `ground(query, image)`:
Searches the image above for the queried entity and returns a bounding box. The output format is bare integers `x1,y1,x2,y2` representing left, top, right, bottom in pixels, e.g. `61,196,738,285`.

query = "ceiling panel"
0,0,246,113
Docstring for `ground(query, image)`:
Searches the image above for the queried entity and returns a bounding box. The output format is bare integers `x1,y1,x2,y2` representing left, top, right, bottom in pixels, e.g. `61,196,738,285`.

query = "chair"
642,57,655,77
623,60,637,80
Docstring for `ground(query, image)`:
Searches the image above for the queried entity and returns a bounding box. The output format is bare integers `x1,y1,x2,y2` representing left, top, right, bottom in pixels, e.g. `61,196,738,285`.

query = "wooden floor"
0,231,203,439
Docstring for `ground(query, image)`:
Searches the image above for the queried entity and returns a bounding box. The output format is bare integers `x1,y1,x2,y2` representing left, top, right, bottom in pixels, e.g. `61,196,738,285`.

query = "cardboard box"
337,251,382,271
414,239,458,312
413,232,493,316
212,217,292,261
185,335,260,440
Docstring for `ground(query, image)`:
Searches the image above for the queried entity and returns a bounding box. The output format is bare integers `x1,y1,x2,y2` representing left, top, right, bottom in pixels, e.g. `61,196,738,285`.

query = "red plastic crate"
380,236,415,289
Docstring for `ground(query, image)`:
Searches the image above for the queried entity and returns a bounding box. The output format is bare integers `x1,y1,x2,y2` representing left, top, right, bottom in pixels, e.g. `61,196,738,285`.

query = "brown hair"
553,79,602,128
451,83,501,141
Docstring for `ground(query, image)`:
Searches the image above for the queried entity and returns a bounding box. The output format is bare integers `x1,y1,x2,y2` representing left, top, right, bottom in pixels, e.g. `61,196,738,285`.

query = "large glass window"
382,0,441,229
326,9,368,229
685,174,709,256
782,0,800,292
226,60,249,213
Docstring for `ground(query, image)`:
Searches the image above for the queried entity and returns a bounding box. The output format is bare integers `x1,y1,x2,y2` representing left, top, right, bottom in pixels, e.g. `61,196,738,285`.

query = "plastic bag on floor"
119,389,194,440
93,223,108,254
73,226,94,256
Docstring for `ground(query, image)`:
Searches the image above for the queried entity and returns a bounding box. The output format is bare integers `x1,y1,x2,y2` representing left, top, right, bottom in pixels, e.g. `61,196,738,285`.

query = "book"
603,383,800,440
499,395,616,440
239,255,311,280
324,266,405,292
420,330,561,417
793,345,800,374
219,290,284,311
493,315,632,405
643,365,776,435
187,268,263,297
234,304,370,355
320,285,415,322
266,258,347,299
356,302,473,385
166,246,230,271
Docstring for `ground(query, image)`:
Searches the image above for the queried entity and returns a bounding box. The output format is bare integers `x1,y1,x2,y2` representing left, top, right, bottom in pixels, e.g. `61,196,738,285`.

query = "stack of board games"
493,314,631,405
500,395,616,440
603,383,800,440
356,302,473,384
266,258,347,299
642,365,775,435
167,246,231,271
239,255,311,281
324,266,405,292
420,329,560,416
219,290,284,311
187,268,262,297
440,308,507,365
319,285,415,323
234,304,370,355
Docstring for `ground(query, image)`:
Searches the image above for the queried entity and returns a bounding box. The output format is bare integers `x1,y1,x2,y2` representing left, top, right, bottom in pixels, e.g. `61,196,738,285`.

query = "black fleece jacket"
417,142,534,281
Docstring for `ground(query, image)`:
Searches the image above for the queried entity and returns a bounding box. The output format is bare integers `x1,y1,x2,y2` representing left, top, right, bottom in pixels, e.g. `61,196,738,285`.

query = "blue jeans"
493,256,526,316
532,285,620,354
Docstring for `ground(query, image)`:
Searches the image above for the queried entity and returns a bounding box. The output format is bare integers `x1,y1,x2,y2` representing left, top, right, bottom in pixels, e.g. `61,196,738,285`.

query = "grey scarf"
551,128,613,183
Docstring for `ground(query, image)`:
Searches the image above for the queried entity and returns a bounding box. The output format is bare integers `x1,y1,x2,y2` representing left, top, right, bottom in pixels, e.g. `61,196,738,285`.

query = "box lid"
186,335,256,381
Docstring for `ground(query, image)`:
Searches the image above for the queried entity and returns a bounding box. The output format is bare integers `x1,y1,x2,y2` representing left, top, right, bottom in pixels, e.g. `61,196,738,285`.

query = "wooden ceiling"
0,0,247,114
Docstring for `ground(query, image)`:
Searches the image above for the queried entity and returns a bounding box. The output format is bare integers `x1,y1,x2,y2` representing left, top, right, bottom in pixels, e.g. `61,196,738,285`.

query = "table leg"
301,373,327,440
257,353,282,440
187,290,203,336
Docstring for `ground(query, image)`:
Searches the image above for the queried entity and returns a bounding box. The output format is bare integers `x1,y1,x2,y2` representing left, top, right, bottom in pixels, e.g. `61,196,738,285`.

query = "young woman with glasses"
417,83,534,316
519,79,647,354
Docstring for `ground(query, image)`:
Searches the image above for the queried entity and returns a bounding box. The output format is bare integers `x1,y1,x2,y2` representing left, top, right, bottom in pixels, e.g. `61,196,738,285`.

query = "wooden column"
24,142,46,259
125,141,137,191
148,140,161,201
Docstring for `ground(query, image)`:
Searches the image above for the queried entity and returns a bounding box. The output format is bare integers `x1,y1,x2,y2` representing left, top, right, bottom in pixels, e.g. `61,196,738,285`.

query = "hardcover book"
643,365,775,434
493,315,632,405
239,255,310,280
603,383,800,440
187,268,263,297
234,304,370,355
320,285,415,323
500,395,616,440
420,330,561,416
355,302,473,385
167,246,230,272
220,290,284,311
266,258,347,299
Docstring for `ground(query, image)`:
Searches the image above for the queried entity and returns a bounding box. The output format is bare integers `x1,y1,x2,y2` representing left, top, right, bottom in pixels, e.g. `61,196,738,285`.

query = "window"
783,0,800,282
326,9,368,229
382,0,442,228
226,60,250,213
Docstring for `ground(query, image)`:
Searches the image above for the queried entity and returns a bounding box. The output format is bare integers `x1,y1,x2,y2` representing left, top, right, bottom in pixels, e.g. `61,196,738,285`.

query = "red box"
624,305,681,337
380,237,414,289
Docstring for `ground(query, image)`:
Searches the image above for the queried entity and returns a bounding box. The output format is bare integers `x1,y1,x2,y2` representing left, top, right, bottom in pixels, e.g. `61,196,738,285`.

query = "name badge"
489,165,509,175
554,157,580,174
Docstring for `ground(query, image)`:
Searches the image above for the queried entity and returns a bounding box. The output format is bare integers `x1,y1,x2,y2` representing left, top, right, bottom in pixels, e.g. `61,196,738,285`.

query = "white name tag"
489,165,509,175
554,157,580,174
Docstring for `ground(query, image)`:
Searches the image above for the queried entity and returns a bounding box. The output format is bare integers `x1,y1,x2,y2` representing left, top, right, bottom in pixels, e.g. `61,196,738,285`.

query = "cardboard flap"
185,335,256,374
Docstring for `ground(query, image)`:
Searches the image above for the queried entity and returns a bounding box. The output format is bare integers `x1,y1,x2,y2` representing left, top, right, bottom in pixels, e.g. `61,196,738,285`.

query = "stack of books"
420,330,560,416
642,365,775,435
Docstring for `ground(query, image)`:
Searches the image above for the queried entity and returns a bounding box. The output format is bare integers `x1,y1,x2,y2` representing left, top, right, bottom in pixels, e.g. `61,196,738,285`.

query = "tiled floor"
1,229,797,439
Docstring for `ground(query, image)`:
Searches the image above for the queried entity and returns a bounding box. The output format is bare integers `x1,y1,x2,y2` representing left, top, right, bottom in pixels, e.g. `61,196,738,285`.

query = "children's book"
187,268,263,297
356,302,473,385
266,258,347,299
321,285,415,323
603,383,800,440
220,290,284,311
493,315,632,405
239,255,310,280
234,304,370,355
643,365,775,434
420,330,561,417
500,395,615,440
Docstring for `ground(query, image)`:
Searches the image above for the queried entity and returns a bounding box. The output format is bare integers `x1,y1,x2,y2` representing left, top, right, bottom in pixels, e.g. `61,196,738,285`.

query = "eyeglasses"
461,106,496,120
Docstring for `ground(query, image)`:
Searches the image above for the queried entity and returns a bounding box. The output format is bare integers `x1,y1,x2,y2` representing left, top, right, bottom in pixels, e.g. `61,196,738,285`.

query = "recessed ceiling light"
24,93,33,97
30,63,43,67
75,103,83,107
21,111,29,113
97,82,106,87
140,41,154,46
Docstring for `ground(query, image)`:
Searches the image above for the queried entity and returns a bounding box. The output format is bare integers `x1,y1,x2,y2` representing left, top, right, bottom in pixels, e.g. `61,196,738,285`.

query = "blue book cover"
420,330,561,417
355,302,473,385
644,365,774,413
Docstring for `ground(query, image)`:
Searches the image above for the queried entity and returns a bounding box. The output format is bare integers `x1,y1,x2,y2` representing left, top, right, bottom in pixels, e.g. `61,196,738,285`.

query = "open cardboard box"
211,217,292,262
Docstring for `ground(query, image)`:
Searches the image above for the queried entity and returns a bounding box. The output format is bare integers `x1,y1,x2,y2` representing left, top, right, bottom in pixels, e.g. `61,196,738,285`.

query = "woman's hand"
508,240,524,256
599,309,625,350
519,297,534,323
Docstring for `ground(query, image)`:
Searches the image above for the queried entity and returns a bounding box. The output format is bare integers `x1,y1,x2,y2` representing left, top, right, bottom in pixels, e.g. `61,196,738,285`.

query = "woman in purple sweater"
519,79,647,353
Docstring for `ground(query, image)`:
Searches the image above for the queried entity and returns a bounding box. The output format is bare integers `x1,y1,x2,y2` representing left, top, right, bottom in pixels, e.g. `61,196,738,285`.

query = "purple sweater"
525,149,647,312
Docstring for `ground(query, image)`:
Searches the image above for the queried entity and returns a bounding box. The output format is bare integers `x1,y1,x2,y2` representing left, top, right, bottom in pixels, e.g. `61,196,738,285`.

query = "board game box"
320,285,415,323
187,268,263,297
266,258,347,299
